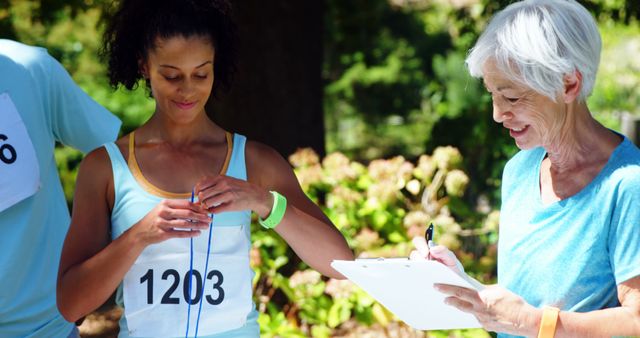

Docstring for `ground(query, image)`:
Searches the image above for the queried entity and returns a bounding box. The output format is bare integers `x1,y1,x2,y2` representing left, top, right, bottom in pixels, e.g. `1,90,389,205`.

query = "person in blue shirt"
0,39,121,337
56,1,353,337
411,0,640,337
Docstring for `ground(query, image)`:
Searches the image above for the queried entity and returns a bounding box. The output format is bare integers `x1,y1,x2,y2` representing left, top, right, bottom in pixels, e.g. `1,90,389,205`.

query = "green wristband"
258,191,287,229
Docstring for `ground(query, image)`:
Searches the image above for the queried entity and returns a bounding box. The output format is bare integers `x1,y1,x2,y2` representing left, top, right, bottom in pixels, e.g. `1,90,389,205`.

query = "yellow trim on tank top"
127,131,233,199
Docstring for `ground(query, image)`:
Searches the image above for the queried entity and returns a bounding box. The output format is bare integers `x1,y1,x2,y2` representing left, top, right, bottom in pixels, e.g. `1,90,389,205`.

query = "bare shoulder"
79,146,112,179
76,145,115,205
245,140,285,164
245,140,294,189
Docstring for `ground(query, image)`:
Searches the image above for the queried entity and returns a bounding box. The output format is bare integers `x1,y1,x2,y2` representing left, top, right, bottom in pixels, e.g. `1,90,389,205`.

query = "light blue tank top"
103,132,259,338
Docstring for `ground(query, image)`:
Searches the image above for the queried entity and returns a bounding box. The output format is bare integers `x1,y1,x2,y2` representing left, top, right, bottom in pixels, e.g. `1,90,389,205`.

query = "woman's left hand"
194,175,272,218
434,283,541,336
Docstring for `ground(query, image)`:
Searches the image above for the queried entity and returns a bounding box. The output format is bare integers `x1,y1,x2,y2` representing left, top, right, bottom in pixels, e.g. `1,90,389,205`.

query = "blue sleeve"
608,174,640,284
43,50,121,153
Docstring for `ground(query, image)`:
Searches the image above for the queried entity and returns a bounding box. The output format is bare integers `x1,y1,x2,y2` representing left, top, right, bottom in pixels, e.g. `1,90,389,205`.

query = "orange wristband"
537,307,560,338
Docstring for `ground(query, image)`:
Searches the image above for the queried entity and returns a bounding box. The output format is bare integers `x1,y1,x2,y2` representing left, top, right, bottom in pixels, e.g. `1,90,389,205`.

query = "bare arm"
57,148,210,322
552,276,640,337
195,141,354,279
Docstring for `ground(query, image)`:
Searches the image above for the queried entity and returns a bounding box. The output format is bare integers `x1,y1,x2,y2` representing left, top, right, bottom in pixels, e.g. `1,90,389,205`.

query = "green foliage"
53,145,84,203
588,20,640,130
324,0,452,160
250,147,497,336
257,303,306,338
423,51,517,202
324,0,640,211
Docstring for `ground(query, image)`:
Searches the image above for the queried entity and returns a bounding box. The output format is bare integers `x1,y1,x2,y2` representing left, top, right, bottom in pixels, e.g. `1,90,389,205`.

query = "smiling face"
140,35,215,124
482,60,564,150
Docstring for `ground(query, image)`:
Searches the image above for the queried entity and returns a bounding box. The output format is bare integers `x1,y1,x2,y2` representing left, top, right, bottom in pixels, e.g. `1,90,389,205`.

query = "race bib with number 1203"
123,232,253,337
0,92,40,212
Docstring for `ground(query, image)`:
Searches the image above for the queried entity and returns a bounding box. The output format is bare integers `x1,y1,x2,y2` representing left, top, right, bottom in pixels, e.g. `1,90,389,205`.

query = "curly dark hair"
102,0,237,97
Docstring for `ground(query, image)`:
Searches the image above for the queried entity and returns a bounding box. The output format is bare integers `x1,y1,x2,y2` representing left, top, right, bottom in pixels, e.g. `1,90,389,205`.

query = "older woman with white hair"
411,0,640,337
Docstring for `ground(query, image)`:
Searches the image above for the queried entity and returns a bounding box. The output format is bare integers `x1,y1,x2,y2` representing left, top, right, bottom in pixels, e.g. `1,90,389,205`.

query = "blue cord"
185,189,195,338
194,215,214,337
186,189,214,338
185,237,195,337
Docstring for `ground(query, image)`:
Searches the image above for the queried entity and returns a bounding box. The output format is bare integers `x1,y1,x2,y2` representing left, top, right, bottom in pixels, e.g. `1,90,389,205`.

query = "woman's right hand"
130,199,211,246
409,236,465,275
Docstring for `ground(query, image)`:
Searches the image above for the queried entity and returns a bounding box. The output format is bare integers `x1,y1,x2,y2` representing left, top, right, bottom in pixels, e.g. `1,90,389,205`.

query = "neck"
140,110,223,148
543,102,618,173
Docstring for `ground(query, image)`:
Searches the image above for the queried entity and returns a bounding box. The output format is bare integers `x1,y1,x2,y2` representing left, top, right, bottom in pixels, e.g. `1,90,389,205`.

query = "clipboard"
331,259,482,331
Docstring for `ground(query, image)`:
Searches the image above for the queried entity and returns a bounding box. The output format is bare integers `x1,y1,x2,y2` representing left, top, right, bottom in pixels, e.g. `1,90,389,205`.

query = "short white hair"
465,0,601,101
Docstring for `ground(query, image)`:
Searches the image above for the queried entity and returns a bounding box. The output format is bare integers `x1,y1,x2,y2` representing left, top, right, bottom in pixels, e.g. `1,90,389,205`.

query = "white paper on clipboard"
331,259,482,331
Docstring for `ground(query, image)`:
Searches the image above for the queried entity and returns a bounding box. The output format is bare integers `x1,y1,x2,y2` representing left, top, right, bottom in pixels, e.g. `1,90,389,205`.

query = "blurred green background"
1,0,639,337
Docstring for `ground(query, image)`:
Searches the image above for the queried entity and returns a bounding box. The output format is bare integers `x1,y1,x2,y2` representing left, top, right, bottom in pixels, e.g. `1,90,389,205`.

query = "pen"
425,223,434,260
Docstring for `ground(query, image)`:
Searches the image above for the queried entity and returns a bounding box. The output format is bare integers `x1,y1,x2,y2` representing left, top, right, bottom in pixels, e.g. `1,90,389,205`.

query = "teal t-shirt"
497,136,640,338
0,39,121,337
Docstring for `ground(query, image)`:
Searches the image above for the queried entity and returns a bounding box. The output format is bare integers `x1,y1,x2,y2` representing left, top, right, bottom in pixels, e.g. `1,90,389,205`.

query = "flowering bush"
253,147,498,337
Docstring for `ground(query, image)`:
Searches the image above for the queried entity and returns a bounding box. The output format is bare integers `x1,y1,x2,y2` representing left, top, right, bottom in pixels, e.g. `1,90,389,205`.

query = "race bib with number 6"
0,92,40,212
